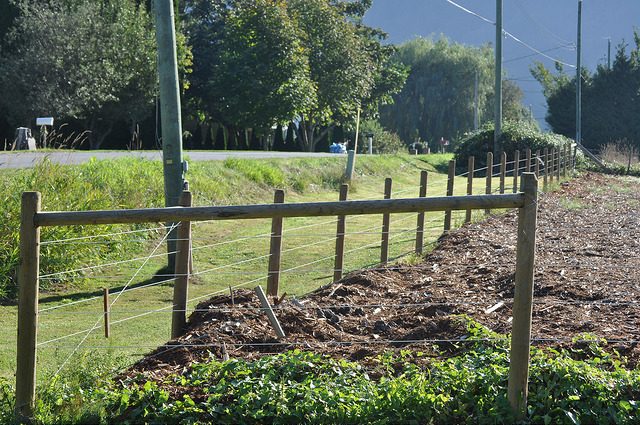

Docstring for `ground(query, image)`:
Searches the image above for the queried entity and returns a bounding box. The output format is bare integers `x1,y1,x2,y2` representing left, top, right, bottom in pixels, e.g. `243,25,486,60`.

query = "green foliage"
222,157,286,187
208,0,316,137
19,318,640,424
0,158,165,298
0,0,159,149
454,120,582,170
530,29,640,149
356,120,405,154
380,35,496,150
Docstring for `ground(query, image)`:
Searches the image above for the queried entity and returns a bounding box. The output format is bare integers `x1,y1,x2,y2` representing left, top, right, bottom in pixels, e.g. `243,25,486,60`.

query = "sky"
363,0,639,131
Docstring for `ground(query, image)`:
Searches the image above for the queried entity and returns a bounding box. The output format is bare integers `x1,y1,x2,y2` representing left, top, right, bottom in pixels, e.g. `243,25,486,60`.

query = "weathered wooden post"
465,157,474,223
534,150,540,179
16,191,41,420
525,149,531,172
416,171,428,253
508,172,539,420
381,178,392,263
550,149,555,182
444,160,455,231
499,152,506,194
267,190,285,296
334,184,349,282
512,150,520,193
543,148,549,187
485,152,493,214
171,189,192,339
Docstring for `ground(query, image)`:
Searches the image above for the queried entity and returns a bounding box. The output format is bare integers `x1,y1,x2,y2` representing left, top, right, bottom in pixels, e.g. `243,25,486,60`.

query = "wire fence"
15,146,626,417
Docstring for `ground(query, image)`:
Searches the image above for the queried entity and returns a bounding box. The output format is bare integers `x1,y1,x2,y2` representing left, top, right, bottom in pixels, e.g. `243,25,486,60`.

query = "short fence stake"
465,158,474,223
334,184,349,282
512,150,520,193
103,288,110,338
485,152,493,214
525,149,531,172
254,285,286,339
444,160,455,230
499,152,506,194
508,172,539,420
534,150,540,179
267,190,285,296
550,149,555,182
416,171,429,252
171,190,192,339
381,178,392,263
563,145,568,178
556,149,562,180
16,191,41,421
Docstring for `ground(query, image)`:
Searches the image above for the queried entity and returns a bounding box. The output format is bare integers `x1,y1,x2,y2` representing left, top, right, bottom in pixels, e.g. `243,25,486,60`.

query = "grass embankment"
1,153,466,382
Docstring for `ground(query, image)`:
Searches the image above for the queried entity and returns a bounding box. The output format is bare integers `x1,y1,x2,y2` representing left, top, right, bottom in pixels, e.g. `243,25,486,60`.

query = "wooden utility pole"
155,0,185,268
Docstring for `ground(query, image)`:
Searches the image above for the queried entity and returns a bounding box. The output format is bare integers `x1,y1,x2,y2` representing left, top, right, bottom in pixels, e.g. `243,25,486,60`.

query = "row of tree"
0,0,533,152
531,29,640,149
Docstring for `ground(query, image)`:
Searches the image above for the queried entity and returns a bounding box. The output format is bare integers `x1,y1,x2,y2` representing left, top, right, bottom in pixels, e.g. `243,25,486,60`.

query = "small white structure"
14,127,36,150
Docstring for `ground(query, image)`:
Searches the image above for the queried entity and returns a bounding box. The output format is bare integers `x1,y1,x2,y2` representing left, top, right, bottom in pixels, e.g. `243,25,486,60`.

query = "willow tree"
379,35,495,150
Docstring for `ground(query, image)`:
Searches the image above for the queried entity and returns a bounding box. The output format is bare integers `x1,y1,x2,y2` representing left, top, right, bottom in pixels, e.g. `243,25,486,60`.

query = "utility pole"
474,69,479,131
576,0,582,147
494,0,503,154
155,0,185,268
607,37,611,69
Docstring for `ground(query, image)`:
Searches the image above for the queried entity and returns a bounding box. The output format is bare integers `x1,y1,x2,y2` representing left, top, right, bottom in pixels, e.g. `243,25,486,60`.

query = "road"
0,150,339,169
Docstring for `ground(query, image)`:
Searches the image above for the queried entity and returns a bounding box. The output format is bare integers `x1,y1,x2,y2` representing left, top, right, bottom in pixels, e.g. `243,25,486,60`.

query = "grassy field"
2,152,502,385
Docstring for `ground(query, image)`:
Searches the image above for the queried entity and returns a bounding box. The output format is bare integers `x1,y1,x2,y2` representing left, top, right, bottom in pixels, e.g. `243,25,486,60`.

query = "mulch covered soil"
124,172,640,383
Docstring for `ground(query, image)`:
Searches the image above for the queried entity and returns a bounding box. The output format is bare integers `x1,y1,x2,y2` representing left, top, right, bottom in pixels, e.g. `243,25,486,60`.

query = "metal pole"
494,0,503,153
576,0,582,147
474,70,479,131
155,0,185,267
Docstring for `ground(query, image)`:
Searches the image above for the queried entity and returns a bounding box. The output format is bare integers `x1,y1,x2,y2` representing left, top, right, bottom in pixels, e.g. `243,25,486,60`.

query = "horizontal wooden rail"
33,193,525,227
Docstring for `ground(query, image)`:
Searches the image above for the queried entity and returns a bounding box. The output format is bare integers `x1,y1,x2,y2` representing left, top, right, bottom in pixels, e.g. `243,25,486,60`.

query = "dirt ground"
124,172,640,383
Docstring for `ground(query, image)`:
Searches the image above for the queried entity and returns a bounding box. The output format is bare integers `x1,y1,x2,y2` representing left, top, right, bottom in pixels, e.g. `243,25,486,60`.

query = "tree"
288,0,375,152
207,0,316,146
379,35,495,150
0,0,158,149
530,29,640,149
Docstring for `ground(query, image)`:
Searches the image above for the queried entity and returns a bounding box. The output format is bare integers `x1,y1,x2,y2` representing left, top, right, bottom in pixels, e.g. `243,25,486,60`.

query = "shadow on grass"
36,266,175,306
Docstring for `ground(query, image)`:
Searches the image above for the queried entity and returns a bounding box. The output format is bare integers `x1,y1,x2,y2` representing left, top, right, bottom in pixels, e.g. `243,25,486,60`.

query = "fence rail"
14,148,571,421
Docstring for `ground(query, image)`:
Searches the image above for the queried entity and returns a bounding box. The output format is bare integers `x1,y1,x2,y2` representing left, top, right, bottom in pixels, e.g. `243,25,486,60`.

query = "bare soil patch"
123,172,640,384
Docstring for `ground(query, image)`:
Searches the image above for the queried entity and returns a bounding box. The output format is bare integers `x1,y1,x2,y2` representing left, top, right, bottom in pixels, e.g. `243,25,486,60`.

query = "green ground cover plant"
4,318,638,424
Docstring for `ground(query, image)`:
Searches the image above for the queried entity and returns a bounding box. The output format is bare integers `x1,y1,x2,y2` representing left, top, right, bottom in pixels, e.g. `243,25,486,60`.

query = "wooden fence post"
556,149,562,180
267,190,285,296
563,145,568,178
508,172,539,420
543,148,549,187
525,149,531,172
534,150,540,179
381,178,392,264
550,149,555,182
444,160,456,230
171,190,192,339
416,171,428,253
334,184,349,282
499,152,506,194
512,150,520,193
485,152,493,214
16,191,41,421
465,157,474,223
103,288,110,338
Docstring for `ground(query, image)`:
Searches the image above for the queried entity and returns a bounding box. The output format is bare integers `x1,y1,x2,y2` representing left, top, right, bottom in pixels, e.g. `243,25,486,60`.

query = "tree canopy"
0,0,160,149
531,29,640,149
378,35,530,151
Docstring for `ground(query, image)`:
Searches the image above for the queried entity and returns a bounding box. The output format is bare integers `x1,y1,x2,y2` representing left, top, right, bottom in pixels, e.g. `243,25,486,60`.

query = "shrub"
454,120,584,170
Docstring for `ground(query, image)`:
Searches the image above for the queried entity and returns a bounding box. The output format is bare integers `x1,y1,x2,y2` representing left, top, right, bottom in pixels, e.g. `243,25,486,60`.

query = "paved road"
0,150,340,169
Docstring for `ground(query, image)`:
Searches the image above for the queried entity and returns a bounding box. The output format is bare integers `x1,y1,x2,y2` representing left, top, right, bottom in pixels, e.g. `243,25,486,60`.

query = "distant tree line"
531,29,640,150
0,0,539,153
